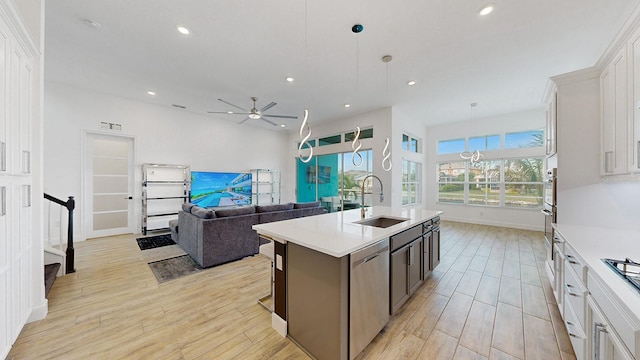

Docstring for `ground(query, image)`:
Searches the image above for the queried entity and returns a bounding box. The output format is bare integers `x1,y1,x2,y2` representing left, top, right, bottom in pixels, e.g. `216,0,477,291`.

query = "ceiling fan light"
248,113,261,119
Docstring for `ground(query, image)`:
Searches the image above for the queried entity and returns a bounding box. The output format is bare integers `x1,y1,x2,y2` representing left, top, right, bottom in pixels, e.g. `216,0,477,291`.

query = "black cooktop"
603,258,640,293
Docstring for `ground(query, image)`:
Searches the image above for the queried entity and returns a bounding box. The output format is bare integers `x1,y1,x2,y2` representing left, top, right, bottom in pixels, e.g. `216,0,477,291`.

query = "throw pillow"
256,203,294,213
191,206,215,219
215,206,256,217
293,201,321,209
182,202,196,213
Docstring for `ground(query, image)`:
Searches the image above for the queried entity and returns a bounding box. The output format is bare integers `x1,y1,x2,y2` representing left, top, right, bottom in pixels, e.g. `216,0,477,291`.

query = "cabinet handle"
604,151,614,173
408,245,415,266
0,141,5,171
565,254,579,265
594,322,608,360
565,283,579,297
22,150,30,174
1,186,5,216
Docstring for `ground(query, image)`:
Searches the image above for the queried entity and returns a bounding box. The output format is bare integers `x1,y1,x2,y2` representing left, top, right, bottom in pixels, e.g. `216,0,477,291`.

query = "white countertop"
553,223,640,321
252,206,443,257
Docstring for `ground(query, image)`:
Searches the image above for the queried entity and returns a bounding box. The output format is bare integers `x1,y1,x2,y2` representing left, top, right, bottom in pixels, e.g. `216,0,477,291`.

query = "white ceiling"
44,0,638,131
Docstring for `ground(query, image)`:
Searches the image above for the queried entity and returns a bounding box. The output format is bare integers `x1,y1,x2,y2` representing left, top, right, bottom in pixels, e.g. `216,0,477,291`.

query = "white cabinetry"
545,86,558,156
601,48,628,175
588,296,635,360
251,169,280,205
0,3,37,358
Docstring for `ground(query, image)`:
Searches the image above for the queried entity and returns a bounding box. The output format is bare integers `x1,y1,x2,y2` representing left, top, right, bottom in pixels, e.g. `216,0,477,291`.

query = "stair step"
44,263,61,298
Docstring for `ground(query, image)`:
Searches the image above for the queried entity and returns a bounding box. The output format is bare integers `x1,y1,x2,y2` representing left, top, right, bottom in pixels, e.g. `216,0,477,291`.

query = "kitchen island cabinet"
253,206,442,360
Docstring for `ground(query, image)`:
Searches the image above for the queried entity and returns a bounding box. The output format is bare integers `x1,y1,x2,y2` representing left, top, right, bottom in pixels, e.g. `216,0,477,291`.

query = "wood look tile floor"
7,222,574,360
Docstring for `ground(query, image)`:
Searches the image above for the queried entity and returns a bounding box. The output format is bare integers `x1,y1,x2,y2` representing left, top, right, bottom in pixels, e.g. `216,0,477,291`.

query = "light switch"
276,254,283,271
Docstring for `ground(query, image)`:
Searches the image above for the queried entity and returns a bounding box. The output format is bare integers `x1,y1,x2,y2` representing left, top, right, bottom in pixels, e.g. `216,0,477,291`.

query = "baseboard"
27,299,48,323
441,216,544,232
271,313,287,337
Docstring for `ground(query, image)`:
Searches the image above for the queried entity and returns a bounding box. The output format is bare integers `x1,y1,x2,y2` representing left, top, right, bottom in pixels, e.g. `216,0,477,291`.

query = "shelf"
251,169,281,206
142,163,190,235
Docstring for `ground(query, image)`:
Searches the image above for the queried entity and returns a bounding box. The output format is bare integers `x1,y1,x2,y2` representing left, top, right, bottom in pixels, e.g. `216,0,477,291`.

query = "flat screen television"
190,171,252,207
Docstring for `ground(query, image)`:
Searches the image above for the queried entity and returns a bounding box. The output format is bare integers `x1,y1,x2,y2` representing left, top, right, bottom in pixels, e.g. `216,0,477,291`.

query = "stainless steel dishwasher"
349,239,390,359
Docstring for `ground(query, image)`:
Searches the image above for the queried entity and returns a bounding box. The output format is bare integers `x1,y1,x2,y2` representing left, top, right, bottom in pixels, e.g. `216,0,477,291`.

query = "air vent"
172,104,187,109
100,122,122,131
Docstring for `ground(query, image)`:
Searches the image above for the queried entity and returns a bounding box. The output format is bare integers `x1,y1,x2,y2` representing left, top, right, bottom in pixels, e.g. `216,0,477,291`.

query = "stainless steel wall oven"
542,168,557,267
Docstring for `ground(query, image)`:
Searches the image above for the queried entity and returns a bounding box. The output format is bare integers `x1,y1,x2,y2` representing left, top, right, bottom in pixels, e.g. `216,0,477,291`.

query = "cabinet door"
601,48,628,175
423,231,432,278
408,238,423,295
546,90,557,156
430,227,440,270
630,28,640,173
589,297,635,360
0,21,8,174
390,247,409,314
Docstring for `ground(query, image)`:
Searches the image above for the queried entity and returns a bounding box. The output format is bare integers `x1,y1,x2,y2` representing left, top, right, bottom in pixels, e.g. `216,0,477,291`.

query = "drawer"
588,272,640,358
564,244,587,284
564,264,587,330
390,223,423,251
563,302,586,360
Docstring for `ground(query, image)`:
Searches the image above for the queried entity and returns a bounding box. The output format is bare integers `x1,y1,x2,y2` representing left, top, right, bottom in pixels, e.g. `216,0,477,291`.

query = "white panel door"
84,133,134,239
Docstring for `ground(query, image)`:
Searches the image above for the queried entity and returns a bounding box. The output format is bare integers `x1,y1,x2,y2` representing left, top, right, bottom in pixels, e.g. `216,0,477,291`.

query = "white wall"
44,81,290,240
425,109,547,231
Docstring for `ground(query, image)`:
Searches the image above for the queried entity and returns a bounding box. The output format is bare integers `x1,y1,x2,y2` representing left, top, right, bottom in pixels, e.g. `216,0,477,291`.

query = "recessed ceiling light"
286,77,295,82
176,25,191,35
227,111,234,114
146,91,156,96
479,4,494,16
407,80,416,86
280,124,286,128
344,104,351,108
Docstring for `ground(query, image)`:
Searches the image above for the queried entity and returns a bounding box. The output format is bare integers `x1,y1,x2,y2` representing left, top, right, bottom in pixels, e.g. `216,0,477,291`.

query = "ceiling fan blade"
238,117,251,124
261,117,278,126
218,98,248,111
259,102,277,112
262,114,298,119
207,111,251,115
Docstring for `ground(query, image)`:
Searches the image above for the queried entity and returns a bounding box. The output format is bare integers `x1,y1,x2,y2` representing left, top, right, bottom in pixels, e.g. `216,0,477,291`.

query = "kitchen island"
253,206,442,360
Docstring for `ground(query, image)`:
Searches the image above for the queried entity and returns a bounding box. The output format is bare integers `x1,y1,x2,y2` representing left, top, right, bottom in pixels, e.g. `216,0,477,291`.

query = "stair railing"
44,193,75,274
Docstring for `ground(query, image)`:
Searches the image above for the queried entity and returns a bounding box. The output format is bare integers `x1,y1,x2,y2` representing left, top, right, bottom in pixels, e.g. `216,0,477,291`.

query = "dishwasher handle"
351,240,390,268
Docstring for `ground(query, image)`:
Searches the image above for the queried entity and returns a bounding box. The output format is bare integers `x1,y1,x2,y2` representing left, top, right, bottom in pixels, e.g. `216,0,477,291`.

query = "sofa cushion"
191,206,215,219
182,202,196,213
293,201,321,209
215,206,256,217
256,203,294,213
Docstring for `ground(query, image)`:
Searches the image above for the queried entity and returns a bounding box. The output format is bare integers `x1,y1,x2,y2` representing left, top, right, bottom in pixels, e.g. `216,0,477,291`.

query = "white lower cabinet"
588,296,635,360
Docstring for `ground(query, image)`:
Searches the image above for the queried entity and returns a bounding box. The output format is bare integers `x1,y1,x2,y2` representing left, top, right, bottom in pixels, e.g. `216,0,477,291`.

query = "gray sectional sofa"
174,201,326,268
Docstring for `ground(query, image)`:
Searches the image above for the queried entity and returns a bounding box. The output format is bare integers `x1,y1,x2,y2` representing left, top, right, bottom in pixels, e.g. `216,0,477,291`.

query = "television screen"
190,171,252,207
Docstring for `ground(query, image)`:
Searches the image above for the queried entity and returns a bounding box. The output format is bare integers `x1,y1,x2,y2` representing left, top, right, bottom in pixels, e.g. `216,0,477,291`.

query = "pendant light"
459,103,484,163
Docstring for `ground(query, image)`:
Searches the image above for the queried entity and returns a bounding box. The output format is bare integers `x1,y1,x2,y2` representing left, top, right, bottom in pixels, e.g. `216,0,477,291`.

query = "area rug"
148,255,202,283
136,234,176,251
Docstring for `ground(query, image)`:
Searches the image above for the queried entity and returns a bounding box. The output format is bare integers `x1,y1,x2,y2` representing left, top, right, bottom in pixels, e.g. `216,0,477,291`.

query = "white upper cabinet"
0,19,8,174
600,47,628,175
629,26,640,173
546,88,557,156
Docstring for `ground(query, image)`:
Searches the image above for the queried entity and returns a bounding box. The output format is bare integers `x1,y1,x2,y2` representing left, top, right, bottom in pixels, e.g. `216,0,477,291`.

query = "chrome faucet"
361,174,384,219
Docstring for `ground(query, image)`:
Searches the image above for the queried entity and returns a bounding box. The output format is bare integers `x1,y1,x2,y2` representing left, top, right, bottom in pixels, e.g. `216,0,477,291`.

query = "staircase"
44,246,65,298
44,263,61,298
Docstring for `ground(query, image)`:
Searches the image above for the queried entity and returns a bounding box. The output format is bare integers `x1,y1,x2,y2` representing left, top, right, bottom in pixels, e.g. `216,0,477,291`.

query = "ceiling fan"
207,97,298,126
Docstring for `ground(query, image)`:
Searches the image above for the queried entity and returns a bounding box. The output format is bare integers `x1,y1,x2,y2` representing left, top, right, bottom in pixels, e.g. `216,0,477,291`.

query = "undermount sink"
354,216,409,228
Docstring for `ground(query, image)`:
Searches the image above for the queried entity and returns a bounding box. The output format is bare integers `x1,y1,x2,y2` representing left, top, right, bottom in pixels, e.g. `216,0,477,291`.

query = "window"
437,157,543,208
345,128,373,142
469,135,500,151
318,134,342,146
504,158,543,208
402,160,421,205
437,138,465,154
297,139,316,149
402,133,421,153
437,162,466,203
504,130,544,149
